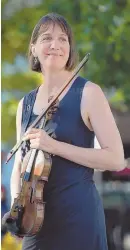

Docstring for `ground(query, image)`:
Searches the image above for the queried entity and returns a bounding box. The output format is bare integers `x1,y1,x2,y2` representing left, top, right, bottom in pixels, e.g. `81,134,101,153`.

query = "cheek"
36,43,48,57
63,45,70,59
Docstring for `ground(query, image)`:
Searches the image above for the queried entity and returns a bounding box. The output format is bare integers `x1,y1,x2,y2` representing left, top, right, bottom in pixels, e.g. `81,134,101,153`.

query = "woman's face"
32,23,70,72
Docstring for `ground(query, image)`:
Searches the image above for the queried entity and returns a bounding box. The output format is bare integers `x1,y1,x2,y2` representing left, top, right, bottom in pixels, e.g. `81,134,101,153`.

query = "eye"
59,37,67,42
41,36,52,41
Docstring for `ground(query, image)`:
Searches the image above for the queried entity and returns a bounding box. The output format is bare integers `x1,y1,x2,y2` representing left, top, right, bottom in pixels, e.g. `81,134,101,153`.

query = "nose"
50,39,60,50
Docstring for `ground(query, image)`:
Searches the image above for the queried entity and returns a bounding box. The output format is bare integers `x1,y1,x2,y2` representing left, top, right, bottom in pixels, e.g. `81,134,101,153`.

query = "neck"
41,70,73,97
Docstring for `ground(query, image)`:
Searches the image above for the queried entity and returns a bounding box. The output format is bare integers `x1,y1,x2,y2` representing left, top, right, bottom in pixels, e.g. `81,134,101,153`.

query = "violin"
2,53,90,237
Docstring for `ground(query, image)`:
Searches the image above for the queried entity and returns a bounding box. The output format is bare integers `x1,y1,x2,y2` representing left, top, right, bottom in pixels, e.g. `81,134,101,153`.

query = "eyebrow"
41,33,67,36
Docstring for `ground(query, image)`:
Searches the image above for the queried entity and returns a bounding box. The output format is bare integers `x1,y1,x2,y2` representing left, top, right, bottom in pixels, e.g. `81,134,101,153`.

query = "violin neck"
23,149,37,181
39,116,46,129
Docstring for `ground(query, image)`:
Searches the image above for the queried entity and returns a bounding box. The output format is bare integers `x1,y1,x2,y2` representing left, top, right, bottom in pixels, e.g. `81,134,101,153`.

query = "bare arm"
53,83,125,171
10,98,23,207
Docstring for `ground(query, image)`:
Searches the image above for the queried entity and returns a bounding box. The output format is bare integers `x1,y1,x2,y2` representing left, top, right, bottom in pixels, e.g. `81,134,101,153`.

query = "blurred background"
1,0,130,249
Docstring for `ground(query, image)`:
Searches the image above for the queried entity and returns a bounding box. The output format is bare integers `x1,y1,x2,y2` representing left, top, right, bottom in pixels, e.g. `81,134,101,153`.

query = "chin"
46,62,65,71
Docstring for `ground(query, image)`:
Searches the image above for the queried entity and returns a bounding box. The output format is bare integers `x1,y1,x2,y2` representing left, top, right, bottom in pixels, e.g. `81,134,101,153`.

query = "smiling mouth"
47,54,62,56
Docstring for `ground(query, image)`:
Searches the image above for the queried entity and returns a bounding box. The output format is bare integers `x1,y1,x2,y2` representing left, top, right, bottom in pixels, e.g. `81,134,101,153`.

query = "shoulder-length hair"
28,13,78,73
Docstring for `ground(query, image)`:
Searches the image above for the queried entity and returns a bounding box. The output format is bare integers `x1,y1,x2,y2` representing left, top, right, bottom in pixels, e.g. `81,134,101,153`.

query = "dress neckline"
33,76,79,116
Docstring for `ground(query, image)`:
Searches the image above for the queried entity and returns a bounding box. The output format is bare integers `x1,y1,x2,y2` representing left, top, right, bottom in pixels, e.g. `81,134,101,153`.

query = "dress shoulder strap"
21,87,39,136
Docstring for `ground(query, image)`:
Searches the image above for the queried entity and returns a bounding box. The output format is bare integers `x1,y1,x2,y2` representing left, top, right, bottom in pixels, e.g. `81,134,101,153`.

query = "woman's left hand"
23,128,57,154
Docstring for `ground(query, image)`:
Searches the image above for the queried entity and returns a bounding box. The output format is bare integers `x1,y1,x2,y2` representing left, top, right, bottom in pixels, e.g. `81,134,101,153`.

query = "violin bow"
6,52,90,164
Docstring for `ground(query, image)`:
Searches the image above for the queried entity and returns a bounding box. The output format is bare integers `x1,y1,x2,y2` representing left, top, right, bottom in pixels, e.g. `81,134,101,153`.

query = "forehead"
38,22,68,36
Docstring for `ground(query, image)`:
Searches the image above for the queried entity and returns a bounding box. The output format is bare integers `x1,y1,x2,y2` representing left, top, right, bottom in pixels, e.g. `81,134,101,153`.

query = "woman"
10,13,125,250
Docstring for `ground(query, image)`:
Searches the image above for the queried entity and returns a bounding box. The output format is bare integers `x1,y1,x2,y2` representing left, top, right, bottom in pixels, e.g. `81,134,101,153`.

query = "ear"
31,44,37,57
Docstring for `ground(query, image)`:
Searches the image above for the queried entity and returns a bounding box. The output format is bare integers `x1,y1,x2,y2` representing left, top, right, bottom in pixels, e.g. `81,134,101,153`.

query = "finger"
30,139,39,149
26,128,39,134
23,132,39,141
23,129,32,137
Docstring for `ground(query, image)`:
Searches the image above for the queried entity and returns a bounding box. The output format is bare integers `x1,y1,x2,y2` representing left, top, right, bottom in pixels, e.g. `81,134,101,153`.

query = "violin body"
9,150,52,237
10,180,45,236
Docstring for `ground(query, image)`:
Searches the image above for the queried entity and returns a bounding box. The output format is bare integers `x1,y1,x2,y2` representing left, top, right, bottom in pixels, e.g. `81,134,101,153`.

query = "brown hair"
28,13,78,73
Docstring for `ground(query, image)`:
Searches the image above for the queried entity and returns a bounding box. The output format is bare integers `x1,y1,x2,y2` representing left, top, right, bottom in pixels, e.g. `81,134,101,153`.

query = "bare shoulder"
16,98,24,124
17,98,24,111
16,98,24,141
11,98,24,167
82,81,111,112
82,80,116,127
80,81,107,130
83,81,105,99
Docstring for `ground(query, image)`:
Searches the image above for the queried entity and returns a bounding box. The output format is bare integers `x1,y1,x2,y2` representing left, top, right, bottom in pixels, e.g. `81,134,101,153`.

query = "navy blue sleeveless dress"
21,76,108,250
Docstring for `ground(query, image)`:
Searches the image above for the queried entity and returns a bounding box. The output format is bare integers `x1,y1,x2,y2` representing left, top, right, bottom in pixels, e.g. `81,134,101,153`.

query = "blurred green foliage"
2,0,130,144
